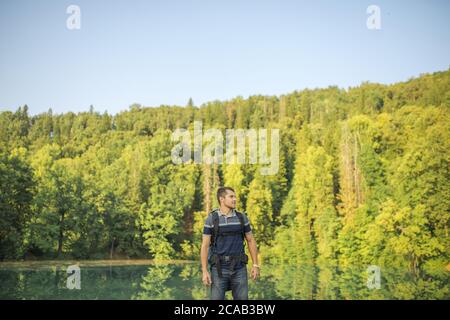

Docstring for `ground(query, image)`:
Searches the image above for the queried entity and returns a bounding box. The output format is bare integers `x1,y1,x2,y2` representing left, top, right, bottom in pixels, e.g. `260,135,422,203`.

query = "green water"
0,262,448,299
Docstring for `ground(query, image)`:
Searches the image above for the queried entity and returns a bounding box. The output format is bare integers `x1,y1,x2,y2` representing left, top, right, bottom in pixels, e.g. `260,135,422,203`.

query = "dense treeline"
0,70,449,286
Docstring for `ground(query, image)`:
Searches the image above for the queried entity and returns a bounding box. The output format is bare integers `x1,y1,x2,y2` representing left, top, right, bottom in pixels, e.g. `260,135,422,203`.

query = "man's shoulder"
234,210,250,223
205,208,219,222
208,208,219,217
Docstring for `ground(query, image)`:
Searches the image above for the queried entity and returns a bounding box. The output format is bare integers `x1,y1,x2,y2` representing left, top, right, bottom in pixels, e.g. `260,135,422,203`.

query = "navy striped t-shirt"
203,208,252,265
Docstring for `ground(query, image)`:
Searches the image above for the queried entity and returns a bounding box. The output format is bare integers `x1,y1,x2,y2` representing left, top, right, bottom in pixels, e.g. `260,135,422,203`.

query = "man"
200,186,260,300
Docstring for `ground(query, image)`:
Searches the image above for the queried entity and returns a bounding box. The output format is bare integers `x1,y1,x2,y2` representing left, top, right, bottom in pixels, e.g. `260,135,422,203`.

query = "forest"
0,69,449,293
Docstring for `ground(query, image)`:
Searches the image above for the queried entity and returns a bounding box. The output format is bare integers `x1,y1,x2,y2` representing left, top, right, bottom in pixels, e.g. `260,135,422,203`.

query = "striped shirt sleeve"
243,213,252,234
203,214,213,235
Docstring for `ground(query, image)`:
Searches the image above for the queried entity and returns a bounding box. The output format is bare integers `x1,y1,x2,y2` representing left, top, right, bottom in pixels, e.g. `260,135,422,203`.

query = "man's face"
221,190,236,209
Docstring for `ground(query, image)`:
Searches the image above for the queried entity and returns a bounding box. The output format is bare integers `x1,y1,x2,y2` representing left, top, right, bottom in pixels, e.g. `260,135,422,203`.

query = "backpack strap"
210,210,220,249
235,211,246,241
235,211,248,254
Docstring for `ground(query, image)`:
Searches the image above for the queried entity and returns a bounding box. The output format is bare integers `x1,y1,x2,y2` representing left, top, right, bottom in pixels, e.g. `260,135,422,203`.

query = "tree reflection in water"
0,262,447,299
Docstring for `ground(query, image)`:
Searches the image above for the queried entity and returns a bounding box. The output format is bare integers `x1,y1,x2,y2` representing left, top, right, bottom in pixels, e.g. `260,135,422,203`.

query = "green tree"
0,148,34,259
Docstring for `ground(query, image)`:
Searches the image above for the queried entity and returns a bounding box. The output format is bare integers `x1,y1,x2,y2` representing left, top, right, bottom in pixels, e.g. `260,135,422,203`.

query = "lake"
0,260,448,299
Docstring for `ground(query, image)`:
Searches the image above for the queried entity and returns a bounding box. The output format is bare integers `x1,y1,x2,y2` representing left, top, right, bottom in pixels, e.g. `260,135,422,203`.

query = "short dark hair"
217,187,235,204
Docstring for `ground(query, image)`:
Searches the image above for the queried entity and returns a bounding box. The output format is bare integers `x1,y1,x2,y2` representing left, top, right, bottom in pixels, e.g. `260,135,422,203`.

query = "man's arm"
201,234,212,285
245,232,260,280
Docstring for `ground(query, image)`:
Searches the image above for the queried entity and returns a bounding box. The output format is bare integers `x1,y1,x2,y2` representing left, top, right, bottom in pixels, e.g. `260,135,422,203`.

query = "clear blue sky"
1,0,449,115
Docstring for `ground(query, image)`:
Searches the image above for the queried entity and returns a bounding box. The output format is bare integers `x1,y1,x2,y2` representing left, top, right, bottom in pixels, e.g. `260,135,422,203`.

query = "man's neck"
219,206,233,217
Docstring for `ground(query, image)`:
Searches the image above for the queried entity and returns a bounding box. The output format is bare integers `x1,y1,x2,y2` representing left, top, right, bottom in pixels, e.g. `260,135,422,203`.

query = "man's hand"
200,235,211,286
251,265,260,280
202,270,212,286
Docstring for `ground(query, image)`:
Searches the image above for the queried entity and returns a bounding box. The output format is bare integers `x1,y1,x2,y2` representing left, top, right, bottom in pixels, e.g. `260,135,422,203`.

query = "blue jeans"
210,265,248,300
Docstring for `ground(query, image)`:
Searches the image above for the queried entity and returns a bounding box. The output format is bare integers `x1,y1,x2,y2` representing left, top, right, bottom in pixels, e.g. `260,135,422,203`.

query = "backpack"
209,209,246,250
